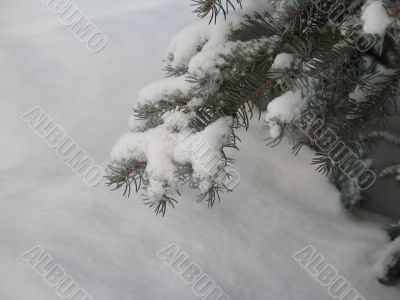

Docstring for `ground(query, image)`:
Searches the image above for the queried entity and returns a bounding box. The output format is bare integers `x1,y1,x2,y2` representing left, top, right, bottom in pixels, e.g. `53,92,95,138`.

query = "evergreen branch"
386,222,400,241
277,0,327,35
144,194,178,216
133,97,189,129
379,164,400,180
192,0,242,23
105,159,147,197
109,0,400,221
197,182,223,208
369,131,400,146
332,172,367,210
231,12,278,41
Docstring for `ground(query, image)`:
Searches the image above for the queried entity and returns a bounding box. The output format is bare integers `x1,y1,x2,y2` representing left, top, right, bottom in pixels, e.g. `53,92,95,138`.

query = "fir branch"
379,164,400,181
333,173,366,210
192,0,242,23
144,194,178,217
133,97,189,128
197,182,223,208
386,222,400,241
109,0,400,219
231,12,278,41
369,131,400,146
105,159,147,197
276,0,327,35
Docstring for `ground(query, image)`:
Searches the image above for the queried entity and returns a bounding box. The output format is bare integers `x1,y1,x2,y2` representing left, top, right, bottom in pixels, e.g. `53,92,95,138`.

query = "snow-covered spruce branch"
374,221,400,285
374,236,400,285
380,164,400,183
108,0,400,217
368,130,400,184
387,221,400,241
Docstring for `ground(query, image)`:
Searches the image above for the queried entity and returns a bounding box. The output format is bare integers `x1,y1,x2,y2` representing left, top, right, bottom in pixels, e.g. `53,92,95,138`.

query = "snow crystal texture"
0,0,399,299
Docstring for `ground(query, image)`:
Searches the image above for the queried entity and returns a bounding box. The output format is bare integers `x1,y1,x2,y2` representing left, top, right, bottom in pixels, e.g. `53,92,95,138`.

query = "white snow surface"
1,1,399,300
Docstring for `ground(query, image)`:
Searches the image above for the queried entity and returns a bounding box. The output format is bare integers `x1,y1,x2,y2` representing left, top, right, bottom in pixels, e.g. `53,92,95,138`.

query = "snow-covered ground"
1,0,399,299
